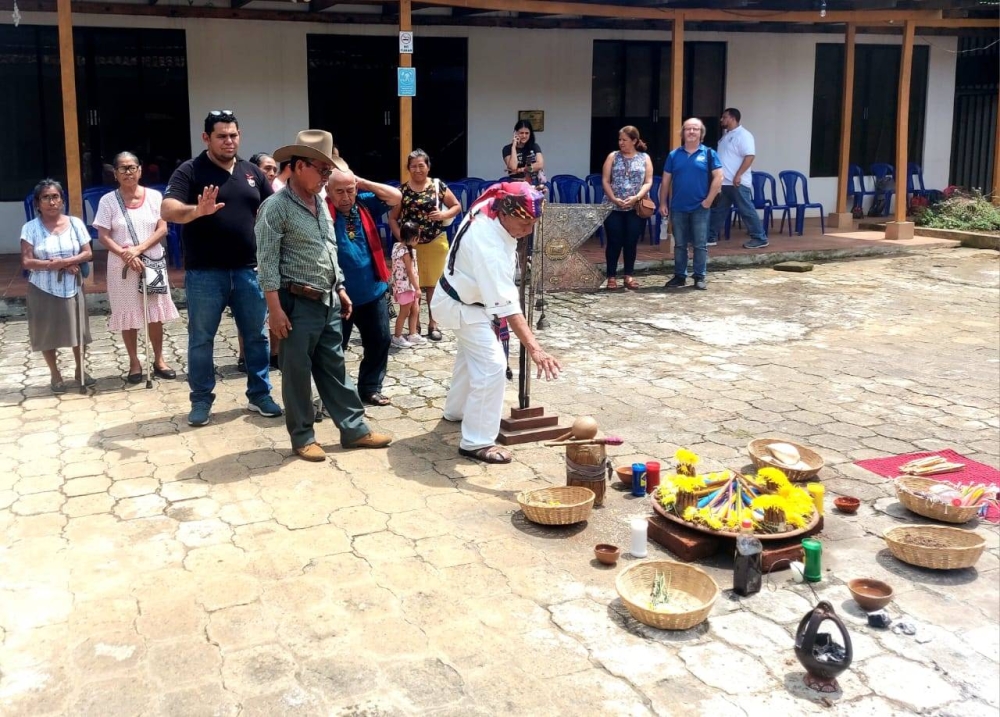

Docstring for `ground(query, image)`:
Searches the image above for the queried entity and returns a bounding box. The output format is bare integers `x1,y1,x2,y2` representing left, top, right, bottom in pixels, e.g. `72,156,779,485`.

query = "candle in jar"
807,483,825,516
630,517,648,558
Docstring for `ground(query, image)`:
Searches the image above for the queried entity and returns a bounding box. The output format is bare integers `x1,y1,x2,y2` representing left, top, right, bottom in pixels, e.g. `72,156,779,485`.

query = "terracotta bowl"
848,578,894,611
594,544,621,565
834,496,861,514
615,466,634,487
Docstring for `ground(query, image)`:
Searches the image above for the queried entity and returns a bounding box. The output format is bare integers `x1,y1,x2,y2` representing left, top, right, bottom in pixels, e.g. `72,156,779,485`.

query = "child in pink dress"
390,222,424,348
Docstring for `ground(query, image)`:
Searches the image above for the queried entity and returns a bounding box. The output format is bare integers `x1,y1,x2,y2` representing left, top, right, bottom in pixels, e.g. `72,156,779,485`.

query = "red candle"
645,461,661,493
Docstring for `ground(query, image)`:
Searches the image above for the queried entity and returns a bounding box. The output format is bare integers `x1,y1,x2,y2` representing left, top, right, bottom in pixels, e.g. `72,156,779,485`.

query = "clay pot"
794,600,854,693
848,578,894,611
615,466,633,486
594,544,621,565
834,496,861,514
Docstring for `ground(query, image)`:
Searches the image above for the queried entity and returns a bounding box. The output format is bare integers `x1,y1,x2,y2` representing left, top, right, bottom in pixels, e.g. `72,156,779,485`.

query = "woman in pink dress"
94,151,180,383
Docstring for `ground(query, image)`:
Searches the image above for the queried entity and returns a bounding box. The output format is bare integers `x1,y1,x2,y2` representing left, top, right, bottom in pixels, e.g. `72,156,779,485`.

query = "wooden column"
994,84,1000,206
830,23,856,227
670,13,684,148
886,19,916,238
399,0,412,182
57,0,82,219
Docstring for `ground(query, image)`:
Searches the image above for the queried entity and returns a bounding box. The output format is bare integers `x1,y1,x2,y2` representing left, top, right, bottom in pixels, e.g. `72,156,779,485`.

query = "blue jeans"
186,268,272,407
341,293,391,398
709,184,766,242
672,207,711,279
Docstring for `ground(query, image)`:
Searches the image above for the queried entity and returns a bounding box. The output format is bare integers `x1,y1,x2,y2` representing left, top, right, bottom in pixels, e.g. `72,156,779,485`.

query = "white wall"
0,14,958,252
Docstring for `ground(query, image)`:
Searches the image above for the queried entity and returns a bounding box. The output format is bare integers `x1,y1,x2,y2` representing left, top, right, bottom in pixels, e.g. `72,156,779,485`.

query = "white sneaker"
391,336,413,348
406,333,427,345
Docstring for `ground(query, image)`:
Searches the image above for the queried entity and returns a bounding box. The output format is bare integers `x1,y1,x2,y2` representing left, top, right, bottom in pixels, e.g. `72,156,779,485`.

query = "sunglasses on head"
208,109,236,120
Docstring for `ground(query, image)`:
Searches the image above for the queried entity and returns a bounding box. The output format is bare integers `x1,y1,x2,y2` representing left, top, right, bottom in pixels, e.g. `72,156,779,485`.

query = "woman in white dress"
93,151,179,383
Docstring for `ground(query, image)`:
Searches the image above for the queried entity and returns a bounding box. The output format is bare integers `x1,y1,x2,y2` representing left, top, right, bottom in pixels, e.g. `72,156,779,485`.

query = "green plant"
915,189,1000,232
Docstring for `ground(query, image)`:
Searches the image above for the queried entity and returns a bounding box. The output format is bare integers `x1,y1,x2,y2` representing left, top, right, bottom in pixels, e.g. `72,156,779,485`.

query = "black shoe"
269,354,280,371
664,276,686,289
237,357,247,373
694,277,708,290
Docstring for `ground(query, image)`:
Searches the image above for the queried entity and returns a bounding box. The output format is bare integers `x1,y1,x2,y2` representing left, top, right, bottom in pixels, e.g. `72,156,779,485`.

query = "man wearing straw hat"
431,181,561,465
255,130,392,462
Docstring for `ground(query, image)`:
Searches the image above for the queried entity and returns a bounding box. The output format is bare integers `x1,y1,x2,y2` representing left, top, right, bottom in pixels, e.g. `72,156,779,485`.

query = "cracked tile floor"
0,247,998,716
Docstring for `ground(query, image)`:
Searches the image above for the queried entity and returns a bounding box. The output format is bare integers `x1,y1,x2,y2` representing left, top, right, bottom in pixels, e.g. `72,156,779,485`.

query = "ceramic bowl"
834,496,861,514
848,578,894,611
594,543,621,565
615,466,634,487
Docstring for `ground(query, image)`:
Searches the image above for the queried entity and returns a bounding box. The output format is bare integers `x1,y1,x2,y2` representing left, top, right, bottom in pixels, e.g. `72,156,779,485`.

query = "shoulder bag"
434,179,455,228
115,190,168,295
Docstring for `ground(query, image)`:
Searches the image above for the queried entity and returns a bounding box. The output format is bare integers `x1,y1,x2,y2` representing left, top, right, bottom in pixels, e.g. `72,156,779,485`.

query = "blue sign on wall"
397,67,416,97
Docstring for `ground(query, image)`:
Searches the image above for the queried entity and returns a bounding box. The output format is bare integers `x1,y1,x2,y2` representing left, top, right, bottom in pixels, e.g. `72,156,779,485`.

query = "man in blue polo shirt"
325,169,402,407
658,118,723,291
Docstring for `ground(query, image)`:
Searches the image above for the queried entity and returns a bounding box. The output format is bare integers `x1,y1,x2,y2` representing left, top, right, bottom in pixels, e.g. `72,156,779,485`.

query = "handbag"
434,179,455,228
635,197,656,219
115,190,168,295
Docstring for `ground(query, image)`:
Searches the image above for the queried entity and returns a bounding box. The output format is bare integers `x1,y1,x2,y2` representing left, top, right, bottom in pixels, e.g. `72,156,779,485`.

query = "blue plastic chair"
444,181,468,213
551,175,587,204
778,171,825,236
847,164,875,213
906,162,938,202
82,186,115,240
645,175,663,245
585,174,605,204
870,163,895,216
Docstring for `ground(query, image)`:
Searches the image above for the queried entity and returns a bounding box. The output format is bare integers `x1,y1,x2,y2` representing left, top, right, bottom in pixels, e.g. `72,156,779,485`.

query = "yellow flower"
669,475,705,493
683,506,697,521
675,448,700,465
757,467,790,489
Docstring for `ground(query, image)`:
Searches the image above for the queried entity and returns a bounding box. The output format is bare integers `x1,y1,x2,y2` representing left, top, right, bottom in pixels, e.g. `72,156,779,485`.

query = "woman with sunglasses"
93,151,180,383
19,179,94,393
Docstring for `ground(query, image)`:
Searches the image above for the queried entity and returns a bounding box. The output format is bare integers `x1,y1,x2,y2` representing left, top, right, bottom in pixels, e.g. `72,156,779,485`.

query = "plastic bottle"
733,517,762,596
659,220,669,245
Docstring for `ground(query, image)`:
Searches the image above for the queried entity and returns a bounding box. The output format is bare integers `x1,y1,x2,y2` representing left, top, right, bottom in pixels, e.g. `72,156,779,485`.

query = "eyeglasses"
40,194,62,203
209,109,235,118
305,160,333,178
116,166,140,174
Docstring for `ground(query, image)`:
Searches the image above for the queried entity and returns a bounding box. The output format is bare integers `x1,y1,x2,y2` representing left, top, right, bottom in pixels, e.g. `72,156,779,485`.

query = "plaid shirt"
255,186,345,305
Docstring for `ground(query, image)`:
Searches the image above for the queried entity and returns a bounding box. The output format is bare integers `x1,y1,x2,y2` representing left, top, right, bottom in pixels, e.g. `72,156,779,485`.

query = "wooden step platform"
497,405,567,446
646,514,824,572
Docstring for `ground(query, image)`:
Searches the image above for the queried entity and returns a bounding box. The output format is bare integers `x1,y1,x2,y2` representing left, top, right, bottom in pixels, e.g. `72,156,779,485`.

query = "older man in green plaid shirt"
255,130,391,462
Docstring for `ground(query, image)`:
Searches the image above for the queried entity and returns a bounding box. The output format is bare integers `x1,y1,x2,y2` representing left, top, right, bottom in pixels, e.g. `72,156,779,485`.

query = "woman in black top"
502,120,544,184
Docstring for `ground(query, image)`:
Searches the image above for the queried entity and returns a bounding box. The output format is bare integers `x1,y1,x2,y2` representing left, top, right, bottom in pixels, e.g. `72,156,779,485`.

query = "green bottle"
802,538,823,583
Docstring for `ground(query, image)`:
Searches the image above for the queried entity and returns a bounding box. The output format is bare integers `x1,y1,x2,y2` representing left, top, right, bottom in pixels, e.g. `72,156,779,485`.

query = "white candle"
630,517,648,558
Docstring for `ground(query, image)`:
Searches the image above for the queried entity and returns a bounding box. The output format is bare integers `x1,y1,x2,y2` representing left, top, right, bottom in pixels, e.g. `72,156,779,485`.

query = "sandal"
606,277,618,290
427,328,443,342
363,392,392,406
50,380,67,394
459,445,512,464
624,277,639,290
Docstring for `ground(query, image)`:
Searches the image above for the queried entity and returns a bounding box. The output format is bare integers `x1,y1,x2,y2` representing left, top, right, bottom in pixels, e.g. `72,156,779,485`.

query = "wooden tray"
649,494,820,542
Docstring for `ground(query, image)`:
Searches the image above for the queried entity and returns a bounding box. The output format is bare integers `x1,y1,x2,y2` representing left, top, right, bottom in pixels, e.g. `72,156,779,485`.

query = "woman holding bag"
600,126,653,290
94,151,179,383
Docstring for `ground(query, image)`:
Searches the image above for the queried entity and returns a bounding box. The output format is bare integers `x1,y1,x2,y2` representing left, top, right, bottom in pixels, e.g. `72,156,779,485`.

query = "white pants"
443,317,507,451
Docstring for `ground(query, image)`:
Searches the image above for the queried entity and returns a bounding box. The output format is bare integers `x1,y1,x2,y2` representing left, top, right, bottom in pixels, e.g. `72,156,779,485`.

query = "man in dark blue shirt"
325,170,402,406
658,118,723,291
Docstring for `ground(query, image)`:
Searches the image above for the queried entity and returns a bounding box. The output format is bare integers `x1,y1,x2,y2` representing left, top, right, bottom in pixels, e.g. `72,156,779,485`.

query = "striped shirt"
21,217,91,298
255,186,345,305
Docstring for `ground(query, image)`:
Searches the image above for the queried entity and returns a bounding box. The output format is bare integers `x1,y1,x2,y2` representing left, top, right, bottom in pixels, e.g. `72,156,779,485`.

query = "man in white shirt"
708,108,768,250
431,182,561,465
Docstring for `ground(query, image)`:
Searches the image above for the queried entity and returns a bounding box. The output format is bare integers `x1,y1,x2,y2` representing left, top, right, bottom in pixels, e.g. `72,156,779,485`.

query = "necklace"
345,209,361,241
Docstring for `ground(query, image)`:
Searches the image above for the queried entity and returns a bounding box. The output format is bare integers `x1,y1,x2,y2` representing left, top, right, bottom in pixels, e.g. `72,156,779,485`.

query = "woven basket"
615,560,719,630
895,476,981,524
883,524,986,570
517,486,595,526
747,439,824,482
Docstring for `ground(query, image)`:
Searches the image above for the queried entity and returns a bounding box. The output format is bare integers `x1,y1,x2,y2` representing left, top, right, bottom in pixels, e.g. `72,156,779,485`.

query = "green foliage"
915,189,1000,233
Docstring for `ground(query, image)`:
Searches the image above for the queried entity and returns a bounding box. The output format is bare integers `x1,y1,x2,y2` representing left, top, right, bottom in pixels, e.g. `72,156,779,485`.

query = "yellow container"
807,483,825,516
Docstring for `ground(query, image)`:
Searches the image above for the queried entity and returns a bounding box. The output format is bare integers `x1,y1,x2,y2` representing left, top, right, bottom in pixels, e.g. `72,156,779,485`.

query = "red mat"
855,449,1000,522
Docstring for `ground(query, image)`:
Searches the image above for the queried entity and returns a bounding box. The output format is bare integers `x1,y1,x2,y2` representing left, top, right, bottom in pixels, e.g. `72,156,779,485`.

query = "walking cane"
77,271,87,394
140,268,153,389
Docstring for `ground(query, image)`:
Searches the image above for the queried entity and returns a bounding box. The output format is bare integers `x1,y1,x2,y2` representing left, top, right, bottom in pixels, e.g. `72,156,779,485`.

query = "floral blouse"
399,180,447,243
609,152,649,211
391,242,418,294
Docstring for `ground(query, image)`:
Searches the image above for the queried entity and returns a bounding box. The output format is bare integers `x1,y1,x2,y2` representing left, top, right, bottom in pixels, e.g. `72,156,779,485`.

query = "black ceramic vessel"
793,600,854,692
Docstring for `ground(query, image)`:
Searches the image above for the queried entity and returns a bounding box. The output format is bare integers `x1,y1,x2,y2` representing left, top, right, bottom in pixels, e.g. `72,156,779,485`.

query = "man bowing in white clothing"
431,182,561,465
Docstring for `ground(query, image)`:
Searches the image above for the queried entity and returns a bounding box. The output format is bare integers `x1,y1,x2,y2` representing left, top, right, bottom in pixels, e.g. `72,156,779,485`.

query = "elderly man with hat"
431,182,561,465
255,130,392,462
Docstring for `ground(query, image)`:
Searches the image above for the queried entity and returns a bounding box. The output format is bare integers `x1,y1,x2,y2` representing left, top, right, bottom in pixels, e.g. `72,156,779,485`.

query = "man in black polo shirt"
162,110,282,427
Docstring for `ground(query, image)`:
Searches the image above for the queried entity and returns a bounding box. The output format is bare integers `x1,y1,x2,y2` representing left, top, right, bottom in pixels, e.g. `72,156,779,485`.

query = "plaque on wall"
518,110,544,132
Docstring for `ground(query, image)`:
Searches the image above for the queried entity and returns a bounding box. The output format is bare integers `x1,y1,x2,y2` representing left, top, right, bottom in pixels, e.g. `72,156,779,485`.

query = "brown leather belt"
287,282,327,302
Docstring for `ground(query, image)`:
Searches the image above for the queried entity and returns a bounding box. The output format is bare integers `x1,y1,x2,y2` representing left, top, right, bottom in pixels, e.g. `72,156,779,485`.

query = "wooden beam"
670,13,684,151
57,0,82,221
308,0,340,11
231,0,253,8
835,23,856,215
893,19,915,224
400,0,412,183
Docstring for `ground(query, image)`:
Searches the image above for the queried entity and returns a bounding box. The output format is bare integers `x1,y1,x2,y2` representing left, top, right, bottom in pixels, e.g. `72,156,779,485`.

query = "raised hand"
195,185,225,218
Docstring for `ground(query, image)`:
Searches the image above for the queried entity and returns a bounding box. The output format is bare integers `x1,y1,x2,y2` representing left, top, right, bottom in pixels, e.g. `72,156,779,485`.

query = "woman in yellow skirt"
389,149,461,341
